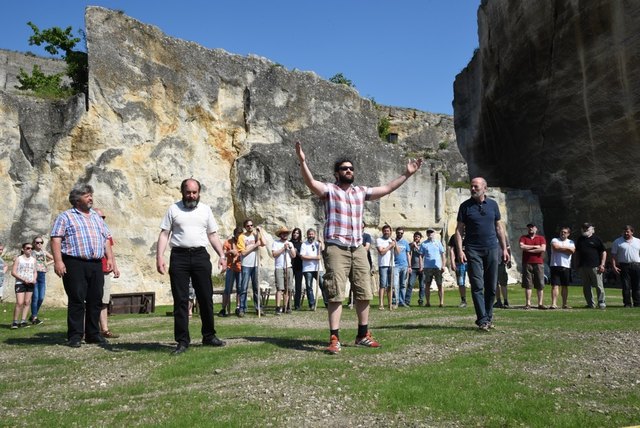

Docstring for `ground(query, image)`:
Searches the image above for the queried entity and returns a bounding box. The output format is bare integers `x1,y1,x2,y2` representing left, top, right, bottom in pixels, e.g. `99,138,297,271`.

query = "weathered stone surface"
1,7,466,304
454,0,640,240
0,49,68,92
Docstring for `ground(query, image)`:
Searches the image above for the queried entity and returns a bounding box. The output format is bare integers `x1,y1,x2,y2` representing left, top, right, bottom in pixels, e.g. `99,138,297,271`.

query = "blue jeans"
465,247,500,326
405,269,423,305
455,263,467,287
224,269,241,294
301,272,317,308
394,266,409,305
239,266,260,312
31,271,47,318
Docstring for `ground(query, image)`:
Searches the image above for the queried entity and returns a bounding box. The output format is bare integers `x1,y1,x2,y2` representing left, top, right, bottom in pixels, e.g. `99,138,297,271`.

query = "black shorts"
550,266,571,286
15,282,35,293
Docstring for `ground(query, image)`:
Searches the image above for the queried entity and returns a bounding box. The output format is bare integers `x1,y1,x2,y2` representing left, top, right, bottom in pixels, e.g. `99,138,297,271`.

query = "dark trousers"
61,255,104,341
620,263,640,307
293,269,304,308
169,247,216,346
465,247,500,326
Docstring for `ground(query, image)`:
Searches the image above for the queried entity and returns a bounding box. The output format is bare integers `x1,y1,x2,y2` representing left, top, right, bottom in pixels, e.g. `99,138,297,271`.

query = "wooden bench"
109,292,156,315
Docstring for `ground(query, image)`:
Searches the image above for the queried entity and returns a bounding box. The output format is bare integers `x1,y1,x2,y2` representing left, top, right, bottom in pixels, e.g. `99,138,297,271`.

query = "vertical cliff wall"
454,0,640,239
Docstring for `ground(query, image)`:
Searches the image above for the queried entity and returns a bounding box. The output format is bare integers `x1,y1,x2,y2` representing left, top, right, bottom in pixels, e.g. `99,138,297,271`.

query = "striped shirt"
323,182,372,247
50,208,111,260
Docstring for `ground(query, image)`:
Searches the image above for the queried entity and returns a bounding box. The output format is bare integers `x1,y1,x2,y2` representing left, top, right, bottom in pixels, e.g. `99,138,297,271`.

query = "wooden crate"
109,292,156,315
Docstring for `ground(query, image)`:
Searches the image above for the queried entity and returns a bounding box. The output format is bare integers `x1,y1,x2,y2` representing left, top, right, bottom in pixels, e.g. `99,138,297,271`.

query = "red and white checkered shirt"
322,182,372,247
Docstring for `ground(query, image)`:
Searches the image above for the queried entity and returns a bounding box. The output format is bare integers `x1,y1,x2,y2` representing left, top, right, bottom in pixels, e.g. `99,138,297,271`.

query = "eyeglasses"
35,241,43,244
339,166,354,172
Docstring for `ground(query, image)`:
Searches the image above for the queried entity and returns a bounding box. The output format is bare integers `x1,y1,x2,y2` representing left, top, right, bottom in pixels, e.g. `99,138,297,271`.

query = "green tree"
16,22,88,96
329,72,355,88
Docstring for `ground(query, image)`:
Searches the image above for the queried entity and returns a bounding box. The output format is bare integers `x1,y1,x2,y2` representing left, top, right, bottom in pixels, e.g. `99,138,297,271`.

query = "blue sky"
1,1,480,115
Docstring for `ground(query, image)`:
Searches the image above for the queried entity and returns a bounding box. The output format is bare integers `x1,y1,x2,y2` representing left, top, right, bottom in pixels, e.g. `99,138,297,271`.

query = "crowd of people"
3,143,639,354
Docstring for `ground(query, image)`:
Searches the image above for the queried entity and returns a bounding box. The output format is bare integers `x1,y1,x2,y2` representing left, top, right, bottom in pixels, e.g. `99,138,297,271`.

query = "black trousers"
169,247,216,346
61,255,104,341
620,263,640,306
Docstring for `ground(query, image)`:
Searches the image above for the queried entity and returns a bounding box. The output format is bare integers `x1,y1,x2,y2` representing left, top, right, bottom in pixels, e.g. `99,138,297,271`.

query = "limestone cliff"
454,0,640,240
0,7,467,305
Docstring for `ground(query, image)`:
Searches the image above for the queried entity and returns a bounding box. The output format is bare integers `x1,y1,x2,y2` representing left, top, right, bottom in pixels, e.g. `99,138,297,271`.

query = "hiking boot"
354,331,381,348
325,335,341,355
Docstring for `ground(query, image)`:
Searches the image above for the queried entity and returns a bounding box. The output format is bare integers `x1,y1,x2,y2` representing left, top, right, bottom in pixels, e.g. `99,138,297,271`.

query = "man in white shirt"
156,178,227,355
611,225,640,308
549,226,575,309
376,225,395,310
300,228,322,310
272,226,297,314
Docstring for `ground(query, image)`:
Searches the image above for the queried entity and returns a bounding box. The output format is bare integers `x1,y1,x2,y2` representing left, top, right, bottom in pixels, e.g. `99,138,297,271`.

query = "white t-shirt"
160,201,218,249
611,236,640,263
376,237,393,267
300,240,321,272
550,237,575,268
272,240,293,269
240,233,258,267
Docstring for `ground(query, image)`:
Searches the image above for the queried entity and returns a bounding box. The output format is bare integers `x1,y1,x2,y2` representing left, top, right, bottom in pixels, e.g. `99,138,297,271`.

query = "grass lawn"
1,285,639,427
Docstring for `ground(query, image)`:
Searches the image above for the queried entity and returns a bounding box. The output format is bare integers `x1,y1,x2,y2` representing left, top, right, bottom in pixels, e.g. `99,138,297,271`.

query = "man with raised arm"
295,141,422,354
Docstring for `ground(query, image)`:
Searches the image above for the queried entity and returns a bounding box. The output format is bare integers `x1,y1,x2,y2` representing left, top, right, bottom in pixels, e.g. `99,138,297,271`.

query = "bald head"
470,177,488,200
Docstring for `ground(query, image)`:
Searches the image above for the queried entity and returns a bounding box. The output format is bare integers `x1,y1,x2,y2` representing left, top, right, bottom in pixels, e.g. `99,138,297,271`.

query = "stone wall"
0,49,68,92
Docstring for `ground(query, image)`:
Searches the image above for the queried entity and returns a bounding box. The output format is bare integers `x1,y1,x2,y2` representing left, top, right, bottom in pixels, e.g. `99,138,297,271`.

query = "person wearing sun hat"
272,226,297,314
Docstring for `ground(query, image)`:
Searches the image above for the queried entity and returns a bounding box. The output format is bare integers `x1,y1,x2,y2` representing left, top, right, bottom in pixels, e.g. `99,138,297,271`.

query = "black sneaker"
32,318,43,325
275,307,283,315
19,321,30,328
11,322,18,329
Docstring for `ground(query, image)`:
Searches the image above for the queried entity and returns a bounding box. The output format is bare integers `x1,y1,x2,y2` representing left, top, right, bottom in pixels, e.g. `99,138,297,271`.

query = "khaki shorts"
102,273,112,305
274,268,294,291
521,263,545,290
323,244,372,302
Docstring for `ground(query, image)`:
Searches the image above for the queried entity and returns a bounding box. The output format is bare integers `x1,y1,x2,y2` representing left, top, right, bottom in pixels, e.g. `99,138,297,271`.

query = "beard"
183,197,200,209
338,174,354,184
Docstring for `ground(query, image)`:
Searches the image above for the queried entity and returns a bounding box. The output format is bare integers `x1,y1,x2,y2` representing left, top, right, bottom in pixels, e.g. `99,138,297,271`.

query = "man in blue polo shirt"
454,177,510,331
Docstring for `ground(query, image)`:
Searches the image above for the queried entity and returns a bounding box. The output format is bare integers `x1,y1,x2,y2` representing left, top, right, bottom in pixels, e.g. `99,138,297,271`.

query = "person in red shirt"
519,223,547,309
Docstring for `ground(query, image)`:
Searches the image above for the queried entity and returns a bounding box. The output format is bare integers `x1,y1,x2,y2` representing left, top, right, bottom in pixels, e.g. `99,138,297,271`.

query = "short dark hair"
334,157,353,173
243,219,253,227
624,225,635,233
68,184,93,206
181,178,201,193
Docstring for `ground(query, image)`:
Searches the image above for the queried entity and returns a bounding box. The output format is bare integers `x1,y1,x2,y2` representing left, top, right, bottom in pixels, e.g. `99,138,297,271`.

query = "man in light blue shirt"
420,228,446,307
393,227,411,307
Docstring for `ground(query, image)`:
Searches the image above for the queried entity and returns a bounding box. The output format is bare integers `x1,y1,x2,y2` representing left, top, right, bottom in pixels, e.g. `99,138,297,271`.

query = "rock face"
454,0,640,240
0,7,470,305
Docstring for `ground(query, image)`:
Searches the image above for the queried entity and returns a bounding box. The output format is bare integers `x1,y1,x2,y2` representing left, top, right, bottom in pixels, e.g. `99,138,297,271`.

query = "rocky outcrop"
454,0,640,240
0,7,471,305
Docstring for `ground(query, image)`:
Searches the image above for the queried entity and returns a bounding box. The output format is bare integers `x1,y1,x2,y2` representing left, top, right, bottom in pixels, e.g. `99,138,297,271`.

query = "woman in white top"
11,243,37,329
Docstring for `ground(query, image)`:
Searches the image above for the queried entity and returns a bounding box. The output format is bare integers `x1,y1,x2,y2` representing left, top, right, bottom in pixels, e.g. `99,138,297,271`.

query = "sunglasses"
246,224,254,228
339,166,354,172
35,241,43,244
25,247,33,250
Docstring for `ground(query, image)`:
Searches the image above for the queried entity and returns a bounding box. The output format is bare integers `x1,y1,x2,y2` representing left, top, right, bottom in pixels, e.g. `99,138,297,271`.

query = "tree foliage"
15,21,88,97
329,72,355,88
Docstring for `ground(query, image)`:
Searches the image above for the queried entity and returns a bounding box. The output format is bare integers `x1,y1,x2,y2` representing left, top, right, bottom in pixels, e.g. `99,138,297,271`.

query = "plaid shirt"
50,207,111,260
323,182,371,247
